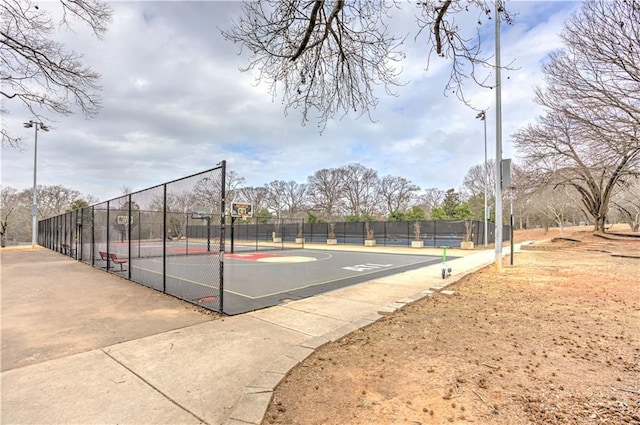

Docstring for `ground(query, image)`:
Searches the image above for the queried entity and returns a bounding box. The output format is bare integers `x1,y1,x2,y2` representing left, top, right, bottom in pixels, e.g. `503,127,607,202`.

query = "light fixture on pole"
23,120,49,248
476,110,488,248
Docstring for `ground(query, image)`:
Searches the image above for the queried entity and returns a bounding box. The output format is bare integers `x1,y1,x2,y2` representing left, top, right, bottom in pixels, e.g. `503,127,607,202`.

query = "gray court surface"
222,248,445,315
110,246,449,315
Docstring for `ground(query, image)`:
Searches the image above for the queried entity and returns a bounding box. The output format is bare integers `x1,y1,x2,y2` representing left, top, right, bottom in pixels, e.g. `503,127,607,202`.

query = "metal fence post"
127,194,132,280
162,185,167,293
106,201,111,271
91,206,95,266
219,159,226,315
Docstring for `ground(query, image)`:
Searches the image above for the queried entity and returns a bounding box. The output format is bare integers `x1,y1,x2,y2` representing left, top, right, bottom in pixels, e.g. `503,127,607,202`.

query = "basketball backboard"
230,202,253,218
191,207,213,220
117,215,133,225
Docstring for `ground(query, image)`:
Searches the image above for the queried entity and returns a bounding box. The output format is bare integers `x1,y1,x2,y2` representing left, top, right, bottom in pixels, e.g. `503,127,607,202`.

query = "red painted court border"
166,247,218,254
226,253,282,262
196,296,217,303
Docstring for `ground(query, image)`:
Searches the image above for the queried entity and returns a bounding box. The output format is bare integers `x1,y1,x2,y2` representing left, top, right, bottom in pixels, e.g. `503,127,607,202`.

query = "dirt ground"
264,226,640,425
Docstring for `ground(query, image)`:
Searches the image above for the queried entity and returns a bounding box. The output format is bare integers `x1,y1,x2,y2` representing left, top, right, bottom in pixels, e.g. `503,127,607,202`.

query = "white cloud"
1,1,581,203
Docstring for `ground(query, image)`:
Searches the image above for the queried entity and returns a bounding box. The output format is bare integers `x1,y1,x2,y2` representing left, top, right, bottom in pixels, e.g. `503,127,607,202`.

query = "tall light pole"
23,120,49,248
476,110,488,248
494,0,504,272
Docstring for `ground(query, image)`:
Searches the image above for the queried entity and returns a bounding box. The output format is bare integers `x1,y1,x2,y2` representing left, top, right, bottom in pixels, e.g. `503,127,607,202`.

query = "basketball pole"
230,216,235,254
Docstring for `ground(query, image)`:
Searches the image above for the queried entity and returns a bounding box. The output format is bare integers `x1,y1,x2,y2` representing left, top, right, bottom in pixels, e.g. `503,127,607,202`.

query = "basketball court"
43,192,459,315
98,202,450,315
129,246,446,315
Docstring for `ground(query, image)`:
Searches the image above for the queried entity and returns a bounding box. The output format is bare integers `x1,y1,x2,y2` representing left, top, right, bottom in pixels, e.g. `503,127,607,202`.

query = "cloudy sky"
2,0,582,203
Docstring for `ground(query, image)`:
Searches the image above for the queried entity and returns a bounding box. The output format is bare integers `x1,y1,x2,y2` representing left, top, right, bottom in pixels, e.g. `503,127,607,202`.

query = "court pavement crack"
101,348,210,425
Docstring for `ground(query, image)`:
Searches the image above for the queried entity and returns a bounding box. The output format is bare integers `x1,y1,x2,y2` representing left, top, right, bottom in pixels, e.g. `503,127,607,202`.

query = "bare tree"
514,0,640,232
264,180,307,219
33,184,83,219
0,187,19,246
461,158,496,201
1,0,112,147
306,167,345,219
264,180,286,219
528,185,581,235
224,170,246,206
514,113,638,232
508,162,540,230
416,187,445,218
149,190,195,240
378,175,420,217
535,0,640,141
339,163,379,217
461,158,532,225
415,0,514,101
222,1,404,131
612,178,640,232
4,184,93,242
236,186,268,215
222,1,513,130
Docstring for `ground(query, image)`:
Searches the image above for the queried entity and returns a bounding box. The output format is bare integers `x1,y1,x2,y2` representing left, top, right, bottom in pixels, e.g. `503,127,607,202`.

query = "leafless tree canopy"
306,167,346,219
261,163,422,220
1,0,112,147
236,186,269,215
222,0,512,130
339,163,380,217
265,180,308,219
378,175,420,216
224,170,247,205
1,183,95,245
513,1,640,232
416,0,513,99
418,187,445,212
612,178,640,231
0,187,19,246
536,0,640,138
528,185,581,234
461,158,495,201
223,1,404,130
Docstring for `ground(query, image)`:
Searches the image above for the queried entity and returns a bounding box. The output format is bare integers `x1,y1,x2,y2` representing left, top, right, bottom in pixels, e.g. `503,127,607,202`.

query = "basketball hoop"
230,202,253,219
191,207,213,220
117,215,133,225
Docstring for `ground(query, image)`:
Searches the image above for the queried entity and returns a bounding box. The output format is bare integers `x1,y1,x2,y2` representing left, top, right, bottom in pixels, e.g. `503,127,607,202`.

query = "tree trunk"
594,215,606,232
0,222,7,247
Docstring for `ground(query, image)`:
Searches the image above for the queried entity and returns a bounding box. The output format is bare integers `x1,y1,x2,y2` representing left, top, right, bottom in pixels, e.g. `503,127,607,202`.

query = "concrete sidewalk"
1,244,521,425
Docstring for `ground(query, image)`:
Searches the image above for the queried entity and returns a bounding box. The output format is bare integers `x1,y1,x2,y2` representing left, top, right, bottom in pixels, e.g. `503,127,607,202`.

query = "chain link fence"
188,218,305,253
38,163,226,313
200,219,507,248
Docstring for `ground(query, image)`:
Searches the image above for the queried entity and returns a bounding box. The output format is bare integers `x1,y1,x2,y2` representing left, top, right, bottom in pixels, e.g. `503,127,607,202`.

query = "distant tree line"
3,157,638,247
1,185,97,246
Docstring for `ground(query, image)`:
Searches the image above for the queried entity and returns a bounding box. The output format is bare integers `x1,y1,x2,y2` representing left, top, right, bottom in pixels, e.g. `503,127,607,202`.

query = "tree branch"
434,0,452,55
291,0,323,61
